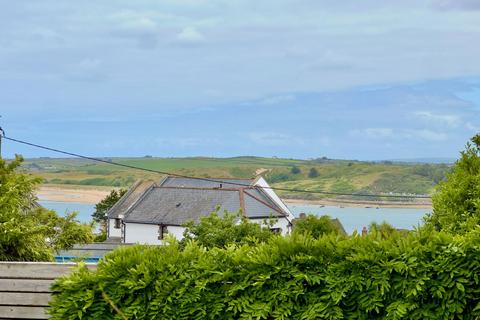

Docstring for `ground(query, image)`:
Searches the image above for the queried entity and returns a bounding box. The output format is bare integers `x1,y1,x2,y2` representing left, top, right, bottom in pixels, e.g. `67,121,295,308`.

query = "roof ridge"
153,185,253,191
243,189,286,216
164,175,255,181
107,180,152,218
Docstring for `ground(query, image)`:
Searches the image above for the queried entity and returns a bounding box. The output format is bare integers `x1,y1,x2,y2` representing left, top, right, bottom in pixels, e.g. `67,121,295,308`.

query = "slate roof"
108,176,289,226
158,176,254,189
107,180,155,219
123,186,286,225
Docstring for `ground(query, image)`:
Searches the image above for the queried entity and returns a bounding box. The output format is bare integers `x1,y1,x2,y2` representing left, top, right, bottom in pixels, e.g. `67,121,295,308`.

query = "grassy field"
23,156,451,201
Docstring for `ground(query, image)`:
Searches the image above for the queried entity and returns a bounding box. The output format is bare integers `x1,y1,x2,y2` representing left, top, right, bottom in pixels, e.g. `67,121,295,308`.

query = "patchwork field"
24,156,450,202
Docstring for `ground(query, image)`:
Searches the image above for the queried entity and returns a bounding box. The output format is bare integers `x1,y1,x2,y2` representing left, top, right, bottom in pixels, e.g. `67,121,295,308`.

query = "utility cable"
3,135,432,199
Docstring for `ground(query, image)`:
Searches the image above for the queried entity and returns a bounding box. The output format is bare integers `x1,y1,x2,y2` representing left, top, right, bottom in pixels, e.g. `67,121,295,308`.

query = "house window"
270,228,282,234
114,218,121,229
158,225,169,240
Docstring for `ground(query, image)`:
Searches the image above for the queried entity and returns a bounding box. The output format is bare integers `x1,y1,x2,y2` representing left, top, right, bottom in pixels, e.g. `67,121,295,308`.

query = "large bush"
50,228,480,319
293,214,345,238
425,134,480,234
0,155,94,261
92,188,127,225
181,210,275,248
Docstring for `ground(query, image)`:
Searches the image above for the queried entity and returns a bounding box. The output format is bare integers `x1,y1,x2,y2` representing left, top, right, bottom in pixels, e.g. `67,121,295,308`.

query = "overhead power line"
3,135,432,199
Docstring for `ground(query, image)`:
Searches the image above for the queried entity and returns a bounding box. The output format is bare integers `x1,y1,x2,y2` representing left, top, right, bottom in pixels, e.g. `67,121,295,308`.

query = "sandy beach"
37,185,115,204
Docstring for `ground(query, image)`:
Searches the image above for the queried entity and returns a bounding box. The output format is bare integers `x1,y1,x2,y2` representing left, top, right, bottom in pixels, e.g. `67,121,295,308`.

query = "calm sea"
39,201,429,234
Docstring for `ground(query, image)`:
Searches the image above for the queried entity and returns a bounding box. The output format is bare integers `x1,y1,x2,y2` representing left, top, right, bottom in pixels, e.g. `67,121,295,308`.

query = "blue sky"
1,0,480,160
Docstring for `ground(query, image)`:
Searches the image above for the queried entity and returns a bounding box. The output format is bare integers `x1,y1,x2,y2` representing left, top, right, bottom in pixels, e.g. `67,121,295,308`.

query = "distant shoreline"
37,184,432,209
284,198,432,209
37,185,114,205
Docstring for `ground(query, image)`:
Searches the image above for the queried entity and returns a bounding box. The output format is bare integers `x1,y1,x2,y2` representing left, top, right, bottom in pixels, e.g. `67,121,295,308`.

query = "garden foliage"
48,134,480,319
0,155,94,261
425,134,480,234
92,188,127,224
50,229,480,319
293,214,345,238
181,210,274,249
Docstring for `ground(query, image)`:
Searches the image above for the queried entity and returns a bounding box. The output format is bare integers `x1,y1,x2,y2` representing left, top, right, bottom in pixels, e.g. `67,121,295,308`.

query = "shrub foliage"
92,188,127,224
50,229,480,319
293,214,345,238
48,134,480,318
425,134,480,234
181,210,274,249
0,155,94,261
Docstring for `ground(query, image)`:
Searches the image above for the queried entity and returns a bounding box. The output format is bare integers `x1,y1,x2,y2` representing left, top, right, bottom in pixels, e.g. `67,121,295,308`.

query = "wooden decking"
0,262,96,319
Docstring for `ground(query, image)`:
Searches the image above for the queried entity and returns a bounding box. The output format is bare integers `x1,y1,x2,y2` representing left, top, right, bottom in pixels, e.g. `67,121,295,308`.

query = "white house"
107,176,294,245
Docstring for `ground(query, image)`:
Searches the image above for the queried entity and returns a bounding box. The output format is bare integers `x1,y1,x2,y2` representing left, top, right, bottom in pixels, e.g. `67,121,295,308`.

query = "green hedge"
49,229,480,319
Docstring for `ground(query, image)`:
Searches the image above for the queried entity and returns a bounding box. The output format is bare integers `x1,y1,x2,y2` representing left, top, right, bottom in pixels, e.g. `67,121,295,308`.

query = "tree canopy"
290,166,301,174
0,155,94,261
92,189,127,224
425,134,480,234
293,214,345,238
308,167,319,178
181,210,275,248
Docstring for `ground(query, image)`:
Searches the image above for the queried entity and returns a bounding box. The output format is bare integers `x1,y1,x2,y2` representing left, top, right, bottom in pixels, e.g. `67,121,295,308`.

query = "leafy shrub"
92,189,128,224
411,164,449,184
293,214,345,238
308,167,319,178
266,171,291,183
50,229,480,319
35,210,94,251
0,155,94,261
425,134,480,234
290,166,301,174
181,211,275,248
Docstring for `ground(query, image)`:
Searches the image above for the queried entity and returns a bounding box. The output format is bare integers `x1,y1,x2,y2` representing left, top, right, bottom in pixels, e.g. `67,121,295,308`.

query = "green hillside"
23,156,451,201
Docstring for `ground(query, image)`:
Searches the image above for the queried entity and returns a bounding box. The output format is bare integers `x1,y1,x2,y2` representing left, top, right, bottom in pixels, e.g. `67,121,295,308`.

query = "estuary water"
39,201,96,223
40,200,429,234
289,204,429,234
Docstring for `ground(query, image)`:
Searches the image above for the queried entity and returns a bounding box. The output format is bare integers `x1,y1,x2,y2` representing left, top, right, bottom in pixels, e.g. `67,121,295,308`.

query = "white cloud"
176,27,205,43
108,11,159,49
466,122,480,132
365,128,394,138
155,137,220,147
257,94,296,106
413,111,462,128
110,11,158,35
432,0,480,11
64,58,106,82
248,132,304,146
403,129,448,141
352,127,448,142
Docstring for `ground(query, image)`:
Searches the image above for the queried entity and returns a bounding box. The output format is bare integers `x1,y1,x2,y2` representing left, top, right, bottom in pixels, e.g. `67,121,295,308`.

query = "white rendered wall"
249,217,291,235
125,223,161,244
124,223,186,244
108,219,122,238
167,226,186,241
254,177,295,222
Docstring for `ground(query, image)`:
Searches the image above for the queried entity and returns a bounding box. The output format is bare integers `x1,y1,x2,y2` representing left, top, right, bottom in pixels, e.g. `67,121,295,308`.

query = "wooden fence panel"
0,262,96,319
0,306,48,319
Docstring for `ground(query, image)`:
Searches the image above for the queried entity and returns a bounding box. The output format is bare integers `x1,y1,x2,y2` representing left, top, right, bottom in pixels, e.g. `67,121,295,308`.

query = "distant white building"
107,176,294,244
